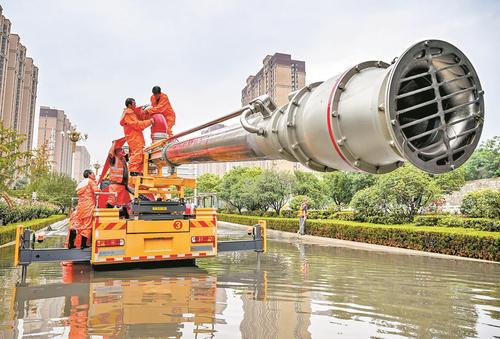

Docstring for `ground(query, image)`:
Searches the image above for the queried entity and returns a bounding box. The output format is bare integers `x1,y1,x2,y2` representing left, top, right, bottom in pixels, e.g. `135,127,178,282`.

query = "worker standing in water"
144,86,176,137
120,98,154,176
76,169,101,249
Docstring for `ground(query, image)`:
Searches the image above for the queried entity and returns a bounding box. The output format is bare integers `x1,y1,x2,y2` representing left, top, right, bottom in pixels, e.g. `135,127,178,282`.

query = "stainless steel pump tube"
161,40,484,174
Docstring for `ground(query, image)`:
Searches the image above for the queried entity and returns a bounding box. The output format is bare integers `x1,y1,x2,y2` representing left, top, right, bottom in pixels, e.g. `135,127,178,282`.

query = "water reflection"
11,265,226,338
0,225,499,338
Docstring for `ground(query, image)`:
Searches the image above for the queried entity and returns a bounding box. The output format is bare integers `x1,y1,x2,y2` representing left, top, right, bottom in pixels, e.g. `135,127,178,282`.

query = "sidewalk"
0,218,68,249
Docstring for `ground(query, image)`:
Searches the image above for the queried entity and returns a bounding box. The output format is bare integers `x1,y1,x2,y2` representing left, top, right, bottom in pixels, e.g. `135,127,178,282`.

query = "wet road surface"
0,221,499,338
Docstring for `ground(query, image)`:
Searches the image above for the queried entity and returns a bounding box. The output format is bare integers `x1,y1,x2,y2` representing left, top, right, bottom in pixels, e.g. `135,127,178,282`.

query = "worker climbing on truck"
76,169,101,249
144,86,176,137
120,97,154,176
106,147,131,213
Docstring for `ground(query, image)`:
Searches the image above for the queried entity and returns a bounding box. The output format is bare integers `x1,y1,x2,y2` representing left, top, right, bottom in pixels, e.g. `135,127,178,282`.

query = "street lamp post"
63,127,88,153
93,162,101,177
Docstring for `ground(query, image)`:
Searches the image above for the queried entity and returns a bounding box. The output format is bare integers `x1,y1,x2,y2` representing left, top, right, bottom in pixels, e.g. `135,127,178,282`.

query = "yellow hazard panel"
195,208,216,220
94,221,126,231
190,220,215,228
14,225,24,266
93,208,120,223
126,220,189,233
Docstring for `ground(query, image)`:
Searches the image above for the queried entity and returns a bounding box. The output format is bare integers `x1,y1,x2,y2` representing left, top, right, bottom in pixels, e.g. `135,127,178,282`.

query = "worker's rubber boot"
68,229,77,249
119,206,129,219
81,236,88,250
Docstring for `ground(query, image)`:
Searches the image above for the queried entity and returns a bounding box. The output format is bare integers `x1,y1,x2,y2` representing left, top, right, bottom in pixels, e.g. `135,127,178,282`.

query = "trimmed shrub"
329,211,355,221
460,189,500,219
241,210,262,216
262,211,278,217
0,214,66,245
280,210,296,218
278,209,333,219
364,215,410,225
462,218,500,232
439,216,464,228
439,216,500,232
0,203,58,225
218,214,500,261
307,210,333,219
414,215,445,226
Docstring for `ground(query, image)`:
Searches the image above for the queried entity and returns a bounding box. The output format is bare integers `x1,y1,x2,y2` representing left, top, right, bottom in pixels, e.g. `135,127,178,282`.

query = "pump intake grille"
387,40,484,173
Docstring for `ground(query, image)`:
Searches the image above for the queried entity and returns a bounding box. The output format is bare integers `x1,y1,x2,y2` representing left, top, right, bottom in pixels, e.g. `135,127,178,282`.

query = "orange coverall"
106,155,130,206
76,178,100,240
120,108,152,173
149,92,176,136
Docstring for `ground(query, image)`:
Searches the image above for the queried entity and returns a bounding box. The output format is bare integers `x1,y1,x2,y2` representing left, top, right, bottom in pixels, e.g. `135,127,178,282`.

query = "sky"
2,0,499,165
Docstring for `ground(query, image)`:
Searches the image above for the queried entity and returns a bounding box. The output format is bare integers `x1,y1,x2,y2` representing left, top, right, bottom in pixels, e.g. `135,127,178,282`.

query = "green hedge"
329,211,355,221
414,215,446,226
280,210,296,218
0,214,67,245
414,215,500,232
280,209,337,219
0,203,59,225
438,216,500,232
218,214,500,261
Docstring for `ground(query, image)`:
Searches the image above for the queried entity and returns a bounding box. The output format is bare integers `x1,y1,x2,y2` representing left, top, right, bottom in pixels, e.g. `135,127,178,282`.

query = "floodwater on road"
0,221,499,338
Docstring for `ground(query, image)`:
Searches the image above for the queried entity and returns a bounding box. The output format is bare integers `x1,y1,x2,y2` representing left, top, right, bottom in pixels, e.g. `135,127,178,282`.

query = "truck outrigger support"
15,222,266,284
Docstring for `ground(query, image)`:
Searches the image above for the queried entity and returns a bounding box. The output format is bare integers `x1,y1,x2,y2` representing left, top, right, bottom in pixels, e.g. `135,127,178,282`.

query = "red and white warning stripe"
94,252,212,263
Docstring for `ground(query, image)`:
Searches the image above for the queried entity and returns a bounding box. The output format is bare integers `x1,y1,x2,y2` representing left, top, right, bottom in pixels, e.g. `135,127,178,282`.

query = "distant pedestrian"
297,199,308,236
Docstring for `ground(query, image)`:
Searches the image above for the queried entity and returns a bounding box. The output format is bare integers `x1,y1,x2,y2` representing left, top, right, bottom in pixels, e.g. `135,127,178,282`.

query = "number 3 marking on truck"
173,221,183,230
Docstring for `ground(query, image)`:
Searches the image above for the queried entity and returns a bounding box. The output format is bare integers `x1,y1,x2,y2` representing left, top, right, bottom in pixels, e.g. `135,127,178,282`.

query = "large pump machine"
14,40,484,274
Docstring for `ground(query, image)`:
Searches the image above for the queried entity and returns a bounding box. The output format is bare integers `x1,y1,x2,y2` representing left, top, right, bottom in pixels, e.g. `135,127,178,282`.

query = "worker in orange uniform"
106,147,130,209
144,86,176,137
120,98,154,176
76,169,101,249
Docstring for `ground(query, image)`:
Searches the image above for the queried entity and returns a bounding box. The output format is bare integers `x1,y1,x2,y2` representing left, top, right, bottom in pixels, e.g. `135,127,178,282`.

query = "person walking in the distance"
297,199,308,236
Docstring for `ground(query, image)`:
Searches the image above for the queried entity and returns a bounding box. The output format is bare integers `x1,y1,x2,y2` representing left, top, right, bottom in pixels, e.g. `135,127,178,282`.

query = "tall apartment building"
0,6,39,152
37,106,74,177
242,53,306,107
0,8,11,117
72,145,91,181
21,57,38,151
239,53,306,172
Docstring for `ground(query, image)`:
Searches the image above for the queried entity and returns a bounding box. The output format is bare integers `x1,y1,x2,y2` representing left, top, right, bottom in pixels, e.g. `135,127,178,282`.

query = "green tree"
257,170,293,214
240,171,266,212
219,167,262,214
322,171,377,207
351,165,441,223
460,189,500,219
432,167,465,195
196,173,222,193
30,141,53,182
291,170,324,208
30,173,76,209
463,136,500,180
0,125,31,191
